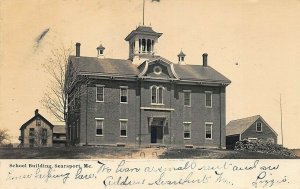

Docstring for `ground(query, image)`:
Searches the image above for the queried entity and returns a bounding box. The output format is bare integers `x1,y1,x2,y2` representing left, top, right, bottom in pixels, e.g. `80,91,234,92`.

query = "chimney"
202,53,208,67
75,42,81,57
35,109,39,115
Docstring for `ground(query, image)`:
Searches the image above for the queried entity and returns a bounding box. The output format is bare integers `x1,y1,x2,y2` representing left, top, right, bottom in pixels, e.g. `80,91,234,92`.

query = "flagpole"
143,0,145,25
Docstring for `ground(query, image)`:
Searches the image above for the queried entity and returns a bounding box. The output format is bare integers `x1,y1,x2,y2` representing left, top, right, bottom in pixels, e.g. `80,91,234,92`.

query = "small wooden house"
226,115,278,149
19,109,53,147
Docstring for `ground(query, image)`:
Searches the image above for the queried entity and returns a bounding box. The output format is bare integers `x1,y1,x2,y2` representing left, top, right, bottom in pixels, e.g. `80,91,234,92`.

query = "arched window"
151,40,154,53
132,42,135,53
139,39,141,53
142,39,146,52
151,86,157,104
158,87,163,104
151,86,164,104
147,39,151,52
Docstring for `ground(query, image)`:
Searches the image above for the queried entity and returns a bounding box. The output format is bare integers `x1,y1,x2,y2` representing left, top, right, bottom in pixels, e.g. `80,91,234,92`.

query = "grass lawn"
159,148,298,159
0,146,298,159
0,146,139,159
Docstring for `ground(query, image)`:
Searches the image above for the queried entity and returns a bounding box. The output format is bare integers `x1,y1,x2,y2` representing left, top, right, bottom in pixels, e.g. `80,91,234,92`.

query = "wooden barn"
226,115,278,149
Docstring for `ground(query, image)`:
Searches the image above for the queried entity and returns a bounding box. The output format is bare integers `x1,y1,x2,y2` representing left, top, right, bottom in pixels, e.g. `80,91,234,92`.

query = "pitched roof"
226,115,261,136
125,26,162,41
173,64,230,82
70,56,139,76
70,56,230,83
20,111,54,130
53,125,66,134
177,51,186,57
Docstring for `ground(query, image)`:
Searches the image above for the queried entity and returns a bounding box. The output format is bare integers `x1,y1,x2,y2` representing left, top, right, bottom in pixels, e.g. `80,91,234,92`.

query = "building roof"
177,51,186,57
125,26,163,41
70,56,140,76
53,125,66,134
70,56,230,83
173,64,230,82
96,44,105,50
20,109,54,130
226,115,261,136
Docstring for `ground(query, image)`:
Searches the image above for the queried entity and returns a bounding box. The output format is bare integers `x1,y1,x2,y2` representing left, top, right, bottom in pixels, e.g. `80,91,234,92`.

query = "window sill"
151,103,164,106
96,135,103,137
120,102,128,104
205,138,213,140
205,106,212,108
184,105,191,108
120,136,128,138
96,101,104,103
256,131,262,133
184,138,191,140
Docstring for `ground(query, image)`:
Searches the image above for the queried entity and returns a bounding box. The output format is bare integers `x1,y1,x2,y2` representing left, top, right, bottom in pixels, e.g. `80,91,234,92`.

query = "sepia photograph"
0,0,300,188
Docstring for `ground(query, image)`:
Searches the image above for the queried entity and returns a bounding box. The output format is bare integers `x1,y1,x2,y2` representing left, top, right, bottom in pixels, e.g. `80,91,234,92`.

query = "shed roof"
53,125,66,134
226,115,262,136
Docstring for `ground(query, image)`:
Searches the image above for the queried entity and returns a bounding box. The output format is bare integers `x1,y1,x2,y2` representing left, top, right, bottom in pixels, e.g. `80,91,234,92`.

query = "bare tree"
42,44,73,122
42,44,90,145
0,129,11,145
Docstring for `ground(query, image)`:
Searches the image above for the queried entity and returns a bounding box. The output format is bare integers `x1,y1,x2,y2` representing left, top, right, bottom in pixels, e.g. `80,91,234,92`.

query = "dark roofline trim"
125,31,163,41
80,72,229,85
20,113,54,131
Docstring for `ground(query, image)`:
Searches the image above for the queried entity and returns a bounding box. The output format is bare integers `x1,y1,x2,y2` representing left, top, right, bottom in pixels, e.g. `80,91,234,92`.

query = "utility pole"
280,94,283,146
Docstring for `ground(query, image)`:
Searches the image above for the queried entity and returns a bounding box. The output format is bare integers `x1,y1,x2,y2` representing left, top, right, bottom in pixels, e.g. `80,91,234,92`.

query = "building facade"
19,109,53,147
67,26,230,148
226,115,278,149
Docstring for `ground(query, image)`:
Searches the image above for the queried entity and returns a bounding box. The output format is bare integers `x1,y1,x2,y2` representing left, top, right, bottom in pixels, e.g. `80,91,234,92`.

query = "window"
158,87,163,104
248,138,258,142
29,138,34,147
183,122,191,139
36,117,41,126
147,39,151,52
120,87,128,103
151,86,164,104
142,39,146,52
256,122,262,132
205,123,213,139
29,128,35,137
153,66,162,75
205,91,212,107
120,120,128,137
96,86,104,102
184,91,191,106
42,128,47,146
95,118,104,136
151,86,157,104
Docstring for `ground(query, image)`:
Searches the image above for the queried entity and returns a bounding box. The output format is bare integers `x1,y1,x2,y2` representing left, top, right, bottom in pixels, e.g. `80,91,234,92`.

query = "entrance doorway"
149,117,165,144
151,126,163,143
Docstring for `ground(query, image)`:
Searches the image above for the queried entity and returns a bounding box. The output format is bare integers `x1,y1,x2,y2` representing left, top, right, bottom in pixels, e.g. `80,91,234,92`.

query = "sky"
0,0,300,148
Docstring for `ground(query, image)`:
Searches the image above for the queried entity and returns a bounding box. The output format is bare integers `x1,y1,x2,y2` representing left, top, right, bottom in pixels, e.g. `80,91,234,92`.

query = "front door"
150,125,163,143
151,126,157,143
